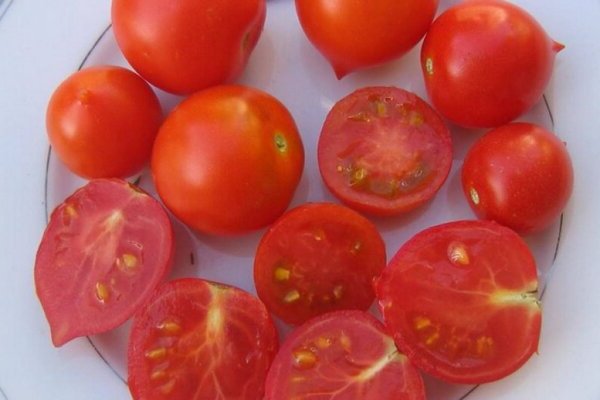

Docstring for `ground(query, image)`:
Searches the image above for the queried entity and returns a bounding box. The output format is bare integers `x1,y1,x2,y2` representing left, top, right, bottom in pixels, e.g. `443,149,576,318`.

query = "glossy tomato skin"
318,86,452,216
375,220,541,384
46,66,162,179
254,202,386,325
112,0,266,95
265,310,426,400
461,122,573,234
128,278,278,400
35,179,174,347
151,84,304,235
421,0,563,128
295,0,438,78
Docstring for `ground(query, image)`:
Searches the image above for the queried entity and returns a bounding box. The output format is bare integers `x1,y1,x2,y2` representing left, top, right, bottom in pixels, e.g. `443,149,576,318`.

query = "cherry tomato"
35,179,174,347
254,203,386,325
265,310,426,400
375,220,541,384
295,0,438,78
127,278,278,400
317,86,452,216
421,0,563,128
151,84,304,235
461,122,574,234
112,0,266,95
46,66,162,179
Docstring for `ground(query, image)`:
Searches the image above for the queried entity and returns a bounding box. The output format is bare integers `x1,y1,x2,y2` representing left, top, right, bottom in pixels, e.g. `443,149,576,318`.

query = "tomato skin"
317,86,452,216
254,202,386,325
46,66,162,179
35,179,174,347
265,310,426,400
461,122,573,234
127,278,278,400
112,0,266,95
421,0,563,128
151,84,304,235
375,220,541,384
295,0,438,78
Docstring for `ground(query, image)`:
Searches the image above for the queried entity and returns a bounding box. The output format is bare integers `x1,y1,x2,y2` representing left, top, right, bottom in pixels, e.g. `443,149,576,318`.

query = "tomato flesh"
128,278,278,400
375,220,541,384
265,310,426,400
254,203,386,325
318,86,452,216
35,179,174,346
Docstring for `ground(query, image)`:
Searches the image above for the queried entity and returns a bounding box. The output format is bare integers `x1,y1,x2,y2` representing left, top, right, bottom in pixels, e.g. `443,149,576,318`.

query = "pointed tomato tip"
332,64,350,80
553,40,565,53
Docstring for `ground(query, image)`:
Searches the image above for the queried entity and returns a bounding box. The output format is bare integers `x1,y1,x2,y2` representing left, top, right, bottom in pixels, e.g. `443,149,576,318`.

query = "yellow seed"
157,320,182,335
160,379,176,395
117,253,138,272
315,336,332,349
409,112,424,126
95,282,110,303
352,167,368,184
333,285,344,300
150,369,167,381
284,290,301,303
313,229,325,241
476,336,494,356
347,112,371,122
274,267,291,282
414,316,432,331
340,333,351,352
375,101,387,117
291,375,307,383
470,187,480,205
145,347,167,360
64,204,77,218
448,242,470,266
425,331,440,346
425,58,434,75
292,349,317,369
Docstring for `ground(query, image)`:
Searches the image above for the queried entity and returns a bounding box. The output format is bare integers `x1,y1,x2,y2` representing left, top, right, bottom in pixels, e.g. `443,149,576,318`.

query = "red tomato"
317,86,452,216
295,0,438,78
265,310,426,400
421,0,563,128
46,66,162,179
112,0,266,95
127,278,278,400
35,179,174,347
253,203,386,325
461,122,574,234
375,220,541,384
151,84,304,235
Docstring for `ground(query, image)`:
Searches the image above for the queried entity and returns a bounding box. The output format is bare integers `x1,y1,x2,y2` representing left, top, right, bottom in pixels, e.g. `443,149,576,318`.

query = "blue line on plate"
0,385,8,400
0,0,15,24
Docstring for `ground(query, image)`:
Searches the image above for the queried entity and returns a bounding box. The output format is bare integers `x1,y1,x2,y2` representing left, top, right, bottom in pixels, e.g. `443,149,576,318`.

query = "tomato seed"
145,347,167,360
425,57,434,75
413,316,432,331
284,290,301,303
447,242,470,266
469,187,480,205
95,282,110,303
157,320,182,335
274,266,291,282
292,348,318,369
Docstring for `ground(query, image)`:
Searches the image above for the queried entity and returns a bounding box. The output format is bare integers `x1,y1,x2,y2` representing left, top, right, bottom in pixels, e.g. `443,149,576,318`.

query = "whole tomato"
151,85,305,235
46,66,162,179
295,0,438,78
111,0,266,95
421,0,563,128
461,123,574,234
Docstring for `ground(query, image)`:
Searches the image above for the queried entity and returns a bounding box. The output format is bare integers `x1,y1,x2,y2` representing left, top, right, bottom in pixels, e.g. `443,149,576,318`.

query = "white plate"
1,1,599,399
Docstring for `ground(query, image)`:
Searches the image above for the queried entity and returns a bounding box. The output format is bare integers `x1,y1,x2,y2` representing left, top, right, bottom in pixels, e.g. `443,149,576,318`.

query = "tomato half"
254,203,386,325
421,0,563,128
35,179,174,347
317,86,452,216
461,122,574,234
375,220,541,384
46,66,162,179
127,278,278,400
295,0,438,78
265,310,426,400
112,0,266,95
151,84,304,235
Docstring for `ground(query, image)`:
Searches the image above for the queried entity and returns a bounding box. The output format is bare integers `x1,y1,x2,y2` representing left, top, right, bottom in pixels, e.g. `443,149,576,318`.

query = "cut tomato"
318,86,452,216
375,220,541,384
265,310,426,400
35,179,174,346
254,202,386,325
127,278,279,400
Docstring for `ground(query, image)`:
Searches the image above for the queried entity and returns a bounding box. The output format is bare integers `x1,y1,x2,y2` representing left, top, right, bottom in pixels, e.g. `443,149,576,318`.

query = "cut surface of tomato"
254,202,386,325
127,278,279,400
265,310,426,400
318,86,452,216
35,179,174,346
375,220,541,384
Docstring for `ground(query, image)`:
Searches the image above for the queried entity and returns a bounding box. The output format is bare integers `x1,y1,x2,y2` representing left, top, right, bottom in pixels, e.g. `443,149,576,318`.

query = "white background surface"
1,0,600,399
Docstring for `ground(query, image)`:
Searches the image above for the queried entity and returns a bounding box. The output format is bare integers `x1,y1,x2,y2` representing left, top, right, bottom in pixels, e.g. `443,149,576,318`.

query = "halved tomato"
265,310,426,400
317,86,452,216
375,220,541,384
253,202,386,325
127,278,279,400
34,179,174,346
